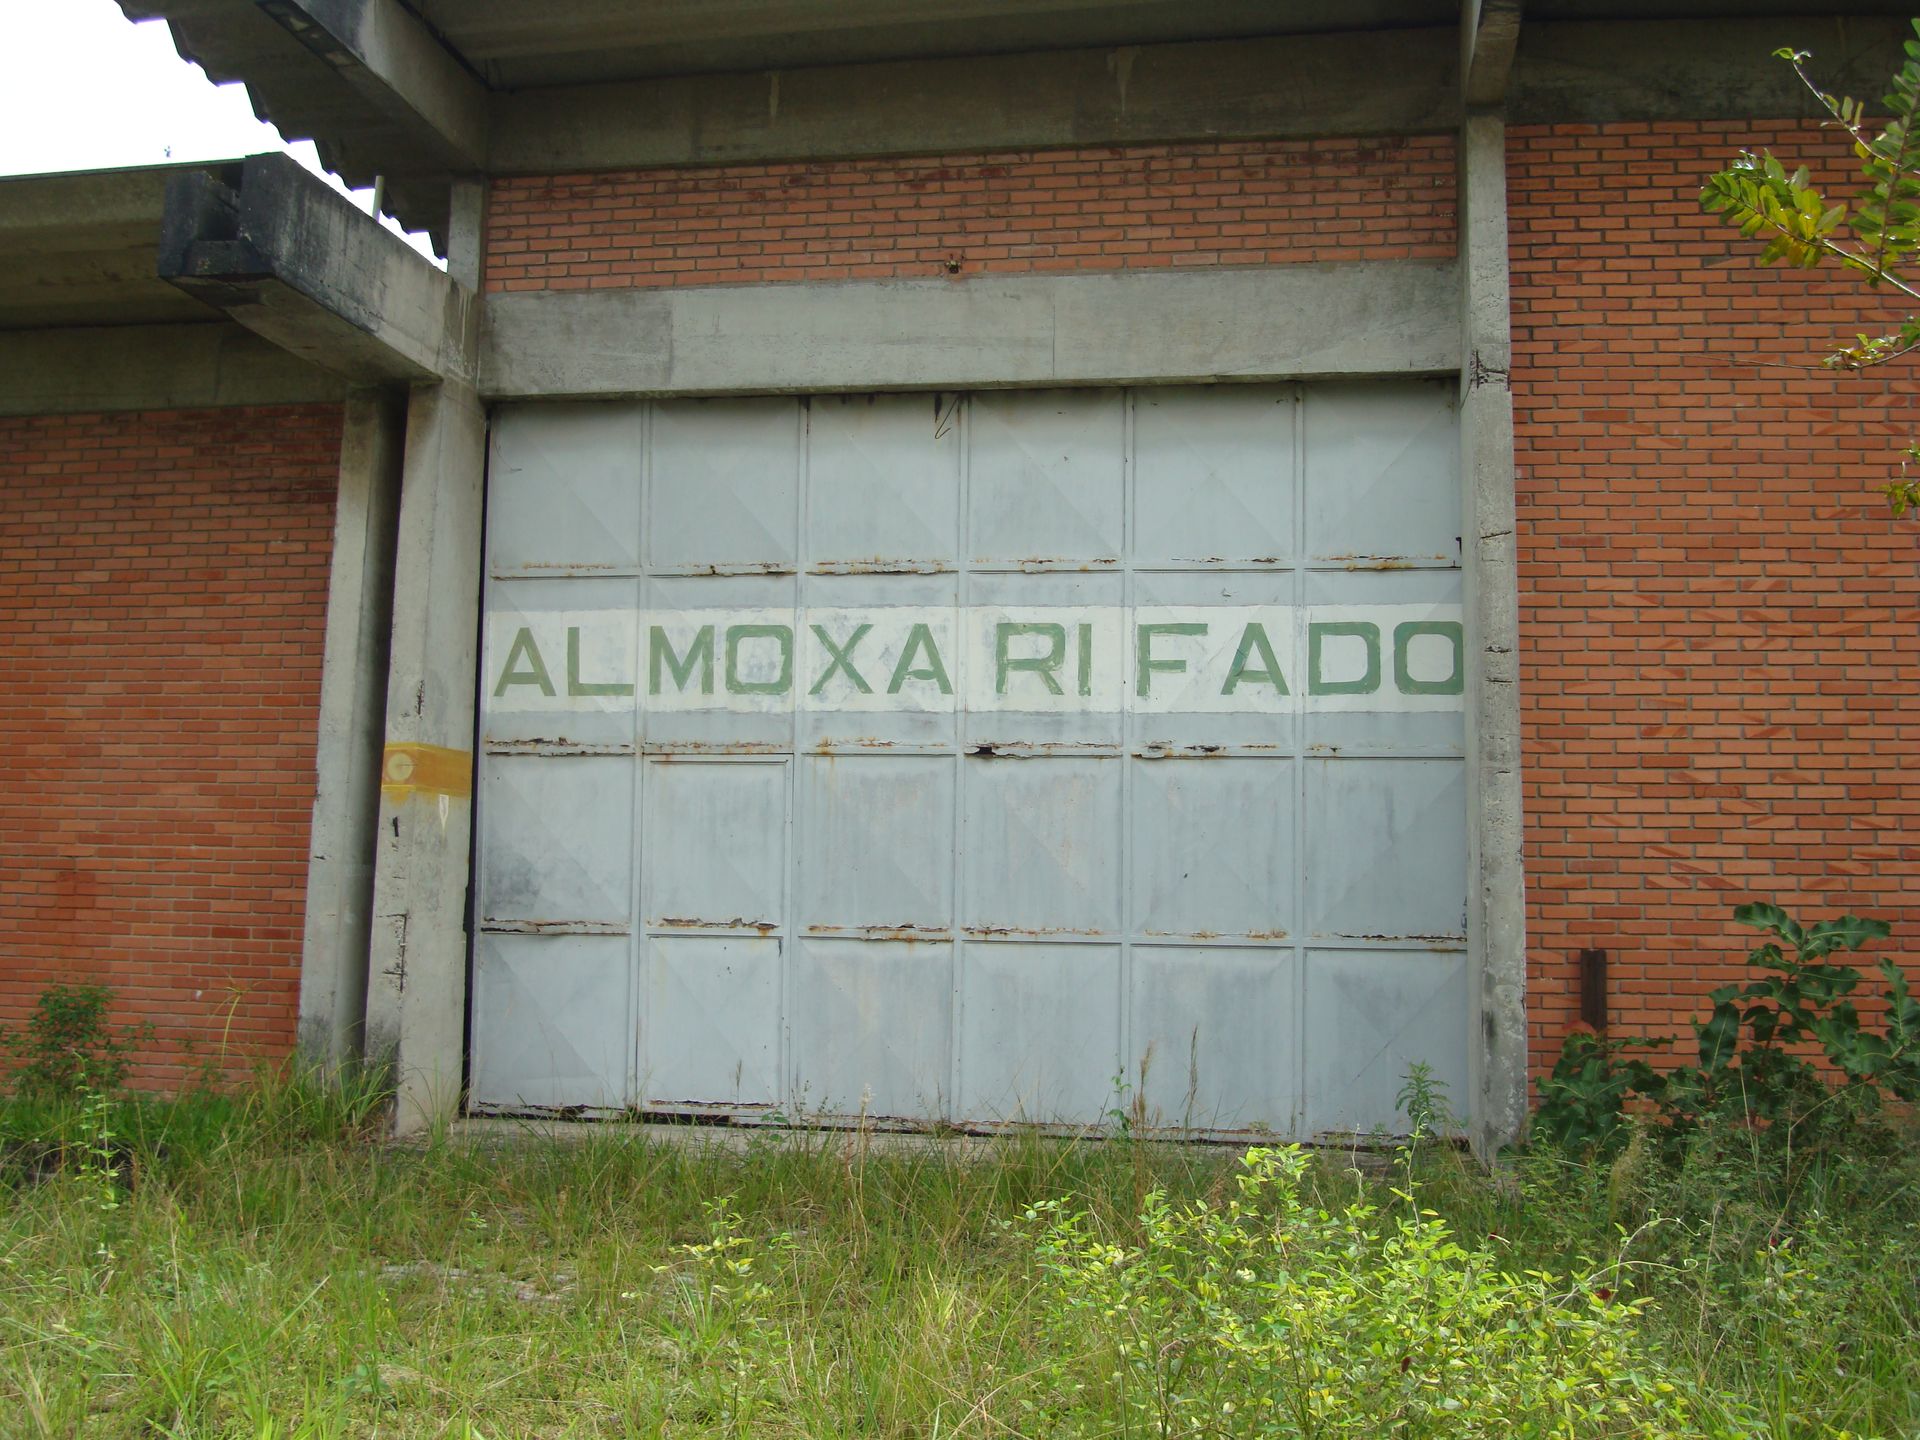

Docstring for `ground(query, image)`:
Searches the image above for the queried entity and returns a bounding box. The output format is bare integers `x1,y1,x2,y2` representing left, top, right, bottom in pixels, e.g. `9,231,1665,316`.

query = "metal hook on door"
933,392,961,441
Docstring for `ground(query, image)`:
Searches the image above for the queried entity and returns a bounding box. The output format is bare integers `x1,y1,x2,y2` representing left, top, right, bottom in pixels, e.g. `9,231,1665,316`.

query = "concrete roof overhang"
0,159,343,414
114,1,1920,249
403,0,1915,86
0,154,462,415
0,162,234,330
410,0,1454,87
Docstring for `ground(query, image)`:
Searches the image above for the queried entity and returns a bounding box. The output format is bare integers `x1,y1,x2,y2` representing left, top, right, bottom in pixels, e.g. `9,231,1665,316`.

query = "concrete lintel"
299,387,406,1068
0,323,346,416
490,28,1459,174
1462,0,1522,108
480,262,1461,400
262,0,488,174
159,153,474,384
1458,111,1526,1157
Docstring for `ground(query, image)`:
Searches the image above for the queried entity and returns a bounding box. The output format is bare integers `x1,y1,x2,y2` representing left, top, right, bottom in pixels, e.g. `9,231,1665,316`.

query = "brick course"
0,405,341,1084
485,136,1457,292
1509,121,1920,1069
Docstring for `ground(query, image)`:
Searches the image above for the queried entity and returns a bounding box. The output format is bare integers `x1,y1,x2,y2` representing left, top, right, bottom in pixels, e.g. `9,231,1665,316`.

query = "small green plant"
1394,1059,1455,1138
653,1195,795,1431
1535,903,1919,1153
72,1085,125,1214
0,982,152,1102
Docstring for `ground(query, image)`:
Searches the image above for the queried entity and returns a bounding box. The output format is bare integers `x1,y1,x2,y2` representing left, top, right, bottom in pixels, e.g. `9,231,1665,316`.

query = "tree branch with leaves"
1701,20,1920,515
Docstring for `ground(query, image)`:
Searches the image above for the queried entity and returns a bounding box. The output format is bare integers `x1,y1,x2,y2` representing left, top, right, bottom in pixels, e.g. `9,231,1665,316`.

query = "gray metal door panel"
790,938,953,1120
1131,759,1295,941
1303,948,1470,1136
806,393,961,570
798,754,954,935
643,759,786,931
797,570,960,753
474,382,1473,1137
479,755,633,929
968,390,1124,563
964,569,1125,751
642,935,782,1107
1304,758,1467,945
1131,945,1298,1134
649,397,801,573
961,757,1124,938
640,572,799,753
481,575,638,752
1127,568,1295,755
1300,567,1465,759
471,934,631,1110
487,401,643,576
958,941,1121,1123
1304,381,1459,567
1134,385,1296,564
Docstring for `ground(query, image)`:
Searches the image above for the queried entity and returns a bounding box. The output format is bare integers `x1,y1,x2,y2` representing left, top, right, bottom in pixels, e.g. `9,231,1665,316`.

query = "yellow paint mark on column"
382,743,473,802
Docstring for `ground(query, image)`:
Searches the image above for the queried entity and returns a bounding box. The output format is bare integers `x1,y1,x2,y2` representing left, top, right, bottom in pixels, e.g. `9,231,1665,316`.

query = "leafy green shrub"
1534,1033,1670,1152
0,982,152,1102
1024,1146,1705,1439
1535,904,1919,1153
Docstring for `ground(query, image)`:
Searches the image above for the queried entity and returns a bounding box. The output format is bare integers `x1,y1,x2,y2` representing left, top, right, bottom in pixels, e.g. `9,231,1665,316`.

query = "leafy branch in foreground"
1700,21,1920,514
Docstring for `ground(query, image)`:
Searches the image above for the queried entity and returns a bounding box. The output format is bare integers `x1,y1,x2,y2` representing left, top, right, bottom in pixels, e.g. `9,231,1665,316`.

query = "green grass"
1,1075,1916,1438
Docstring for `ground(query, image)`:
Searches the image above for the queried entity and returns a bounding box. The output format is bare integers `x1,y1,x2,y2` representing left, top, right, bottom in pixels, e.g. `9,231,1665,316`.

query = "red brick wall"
1509,121,1920,1069
0,405,341,1085
485,136,1457,292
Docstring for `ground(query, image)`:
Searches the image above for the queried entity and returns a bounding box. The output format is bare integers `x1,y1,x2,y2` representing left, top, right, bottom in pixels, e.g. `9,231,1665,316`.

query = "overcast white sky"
0,0,438,256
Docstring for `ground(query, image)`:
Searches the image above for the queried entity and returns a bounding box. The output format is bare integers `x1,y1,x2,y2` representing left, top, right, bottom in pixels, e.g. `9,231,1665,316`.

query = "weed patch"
0,1092,1914,1437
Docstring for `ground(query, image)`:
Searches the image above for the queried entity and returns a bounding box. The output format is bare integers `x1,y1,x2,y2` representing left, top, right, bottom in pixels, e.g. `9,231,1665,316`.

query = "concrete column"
1459,109,1529,1155
363,376,486,1133
365,179,487,1135
297,387,407,1066
445,179,485,292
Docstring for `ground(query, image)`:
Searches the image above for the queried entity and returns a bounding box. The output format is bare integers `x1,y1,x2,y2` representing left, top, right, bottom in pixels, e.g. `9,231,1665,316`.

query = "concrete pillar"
363,376,485,1133
1459,109,1529,1156
297,387,407,1066
365,178,487,1135
445,179,485,293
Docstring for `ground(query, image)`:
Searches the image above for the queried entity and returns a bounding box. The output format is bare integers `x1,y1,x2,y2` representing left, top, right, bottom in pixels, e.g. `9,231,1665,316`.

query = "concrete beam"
490,28,1460,173
298,388,406,1068
363,376,486,1136
1458,111,1527,1158
480,262,1461,399
159,153,473,384
486,15,1911,175
0,323,346,416
1509,16,1911,125
255,0,488,174
1462,0,1522,108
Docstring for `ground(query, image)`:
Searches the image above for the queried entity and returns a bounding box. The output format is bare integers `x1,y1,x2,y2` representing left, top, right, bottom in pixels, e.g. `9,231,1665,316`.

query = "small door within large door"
471,382,1469,1138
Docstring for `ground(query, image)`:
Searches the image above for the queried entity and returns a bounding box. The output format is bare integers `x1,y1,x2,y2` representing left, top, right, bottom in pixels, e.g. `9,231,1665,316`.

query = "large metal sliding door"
471,382,1468,1137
